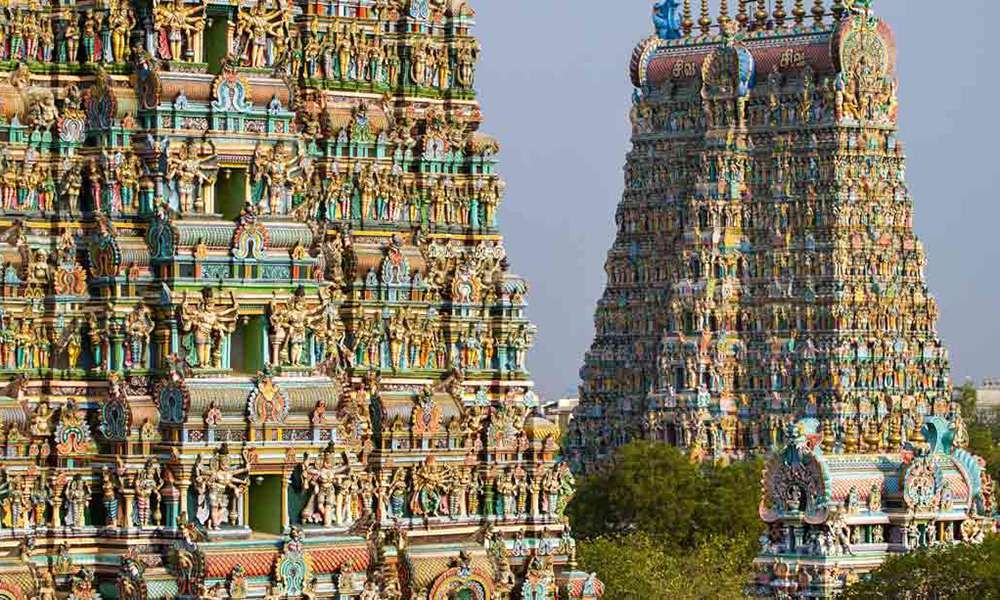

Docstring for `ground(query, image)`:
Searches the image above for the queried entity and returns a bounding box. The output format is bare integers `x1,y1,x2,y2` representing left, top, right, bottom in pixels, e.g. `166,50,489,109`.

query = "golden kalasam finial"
699,0,712,35
774,0,787,27
755,0,769,30
736,0,750,29
832,0,846,19
812,0,826,25
682,0,694,36
793,0,806,25
719,0,730,26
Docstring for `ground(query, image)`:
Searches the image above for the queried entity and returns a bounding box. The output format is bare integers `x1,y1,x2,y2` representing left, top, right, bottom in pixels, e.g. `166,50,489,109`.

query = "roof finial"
774,0,787,28
755,0,769,30
849,0,874,15
736,0,750,29
653,0,683,40
682,0,694,36
699,0,712,36
812,0,826,26
793,0,806,26
718,0,730,27
832,0,846,19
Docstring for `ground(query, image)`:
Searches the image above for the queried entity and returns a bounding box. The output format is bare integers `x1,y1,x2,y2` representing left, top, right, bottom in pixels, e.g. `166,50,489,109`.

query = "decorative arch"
428,567,493,600
147,209,178,259
100,395,133,441
232,214,269,260
211,65,253,113
0,582,26,600
155,379,190,425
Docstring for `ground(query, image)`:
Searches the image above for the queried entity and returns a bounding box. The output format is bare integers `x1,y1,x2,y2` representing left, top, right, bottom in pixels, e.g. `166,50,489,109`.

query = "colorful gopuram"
0,1,600,599
570,0,995,594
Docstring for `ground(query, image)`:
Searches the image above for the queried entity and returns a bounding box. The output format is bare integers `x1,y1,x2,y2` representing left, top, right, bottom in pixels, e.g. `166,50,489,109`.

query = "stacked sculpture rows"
0,1,601,599
571,0,995,596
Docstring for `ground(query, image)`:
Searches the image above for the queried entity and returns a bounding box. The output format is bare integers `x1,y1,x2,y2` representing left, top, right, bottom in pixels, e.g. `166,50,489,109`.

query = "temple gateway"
572,0,995,596
0,0,601,598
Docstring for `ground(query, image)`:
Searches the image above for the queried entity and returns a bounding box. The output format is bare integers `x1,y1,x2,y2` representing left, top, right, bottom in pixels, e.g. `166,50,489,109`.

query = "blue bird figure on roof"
653,0,682,40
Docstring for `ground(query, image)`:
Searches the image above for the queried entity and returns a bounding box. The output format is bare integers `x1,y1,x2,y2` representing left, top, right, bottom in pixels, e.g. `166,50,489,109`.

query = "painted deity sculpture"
153,0,206,62
300,445,354,527
166,139,217,213
192,445,250,530
235,0,287,68
178,288,239,369
65,475,91,529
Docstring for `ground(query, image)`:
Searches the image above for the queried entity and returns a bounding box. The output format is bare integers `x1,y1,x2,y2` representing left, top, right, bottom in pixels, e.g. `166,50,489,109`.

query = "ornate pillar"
162,476,180,528
281,473,291,532
177,477,191,524
50,473,66,529
122,490,135,529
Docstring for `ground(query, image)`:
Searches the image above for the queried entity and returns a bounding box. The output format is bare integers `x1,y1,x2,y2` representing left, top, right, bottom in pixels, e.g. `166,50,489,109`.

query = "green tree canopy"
567,442,764,599
576,533,754,600
567,441,763,548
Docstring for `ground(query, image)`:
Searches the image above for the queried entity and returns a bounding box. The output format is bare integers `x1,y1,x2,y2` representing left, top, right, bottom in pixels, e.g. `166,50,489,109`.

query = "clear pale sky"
473,1,1000,399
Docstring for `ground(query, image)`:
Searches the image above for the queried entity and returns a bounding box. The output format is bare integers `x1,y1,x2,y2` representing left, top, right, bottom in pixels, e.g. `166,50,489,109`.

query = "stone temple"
0,1,601,599
570,0,995,595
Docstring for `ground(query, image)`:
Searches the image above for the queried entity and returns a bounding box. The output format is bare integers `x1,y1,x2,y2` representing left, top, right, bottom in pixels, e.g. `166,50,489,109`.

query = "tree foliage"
567,442,763,599
576,533,755,600
567,441,763,548
842,536,1000,600
957,382,1000,506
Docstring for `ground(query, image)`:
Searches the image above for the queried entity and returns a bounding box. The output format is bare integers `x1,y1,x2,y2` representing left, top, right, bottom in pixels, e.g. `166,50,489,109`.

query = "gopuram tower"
573,1,996,594
0,1,601,599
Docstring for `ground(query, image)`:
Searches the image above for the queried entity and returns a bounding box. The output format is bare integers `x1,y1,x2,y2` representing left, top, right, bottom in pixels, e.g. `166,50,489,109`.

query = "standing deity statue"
134,459,163,528
495,470,515,519
166,139,217,213
117,153,143,212
300,445,354,527
235,0,288,68
384,469,408,519
386,309,410,370
269,286,322,367
81,10,100,63
252,142,303,215
153,0,207,62
335,23,353,80
108,0,137,63
63,11,80,64
433,43,450,89
356,162,378,222
124,305,154,368
480,177,504,228
101,466,121,527
410,38,429,87
409,457,447,518
455,41,478,88
178,288,239,369
64,475,91,529
192,445,250,530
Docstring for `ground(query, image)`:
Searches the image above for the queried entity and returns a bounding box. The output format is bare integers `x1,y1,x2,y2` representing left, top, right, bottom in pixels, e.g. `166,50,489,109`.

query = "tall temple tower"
574,0,953,465
572,1,995,595
0,1,601,599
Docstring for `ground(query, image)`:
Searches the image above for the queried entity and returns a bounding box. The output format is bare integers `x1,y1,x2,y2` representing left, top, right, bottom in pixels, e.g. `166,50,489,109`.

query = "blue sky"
473,1,1000,398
